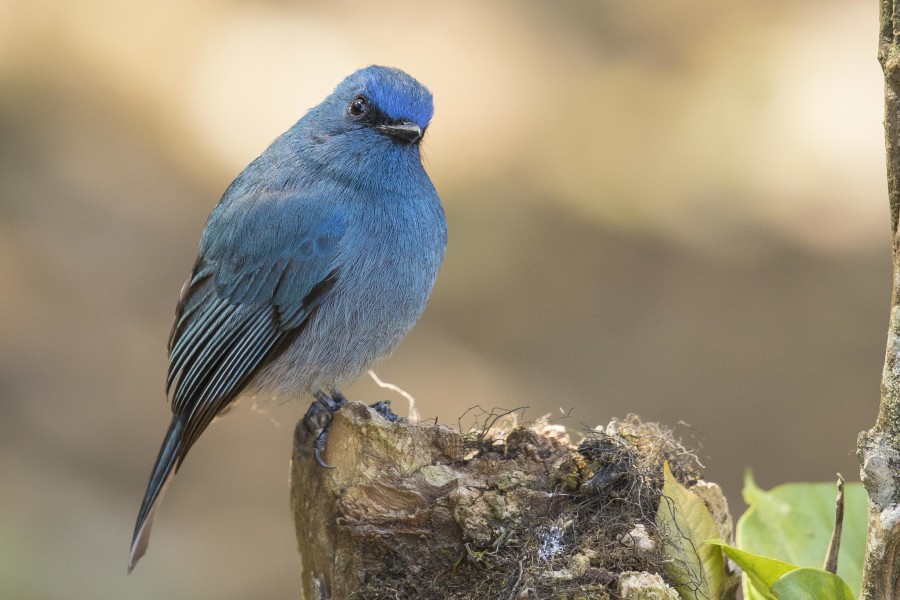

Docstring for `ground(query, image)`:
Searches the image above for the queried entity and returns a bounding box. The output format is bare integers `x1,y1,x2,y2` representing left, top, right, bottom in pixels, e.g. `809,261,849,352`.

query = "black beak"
376,122,423,145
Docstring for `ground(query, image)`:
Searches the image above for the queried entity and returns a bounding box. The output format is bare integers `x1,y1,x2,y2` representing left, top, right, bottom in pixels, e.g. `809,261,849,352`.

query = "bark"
290,402,470,600
857,2,900,597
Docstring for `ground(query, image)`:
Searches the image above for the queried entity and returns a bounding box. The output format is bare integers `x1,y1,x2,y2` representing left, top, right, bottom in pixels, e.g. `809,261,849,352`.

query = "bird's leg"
316,389,346,413
328,389,349,408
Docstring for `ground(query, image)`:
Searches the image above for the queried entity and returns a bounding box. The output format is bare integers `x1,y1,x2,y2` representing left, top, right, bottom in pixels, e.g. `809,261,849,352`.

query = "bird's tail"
128,414,186,573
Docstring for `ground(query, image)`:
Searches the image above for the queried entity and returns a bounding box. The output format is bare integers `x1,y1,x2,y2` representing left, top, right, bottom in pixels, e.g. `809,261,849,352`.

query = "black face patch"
347,95,410,131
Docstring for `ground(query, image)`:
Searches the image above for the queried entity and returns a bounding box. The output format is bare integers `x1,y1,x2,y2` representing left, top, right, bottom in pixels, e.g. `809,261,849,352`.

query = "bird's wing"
165,191,347,454
130,192,346,568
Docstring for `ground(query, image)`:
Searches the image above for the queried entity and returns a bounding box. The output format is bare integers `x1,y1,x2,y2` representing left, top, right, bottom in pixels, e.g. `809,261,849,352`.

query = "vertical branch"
858,1,900,598
881,0,900,235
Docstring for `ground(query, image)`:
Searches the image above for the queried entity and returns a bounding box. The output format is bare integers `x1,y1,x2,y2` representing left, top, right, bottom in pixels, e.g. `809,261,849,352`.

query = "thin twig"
506,558,525,600
823,473,845,574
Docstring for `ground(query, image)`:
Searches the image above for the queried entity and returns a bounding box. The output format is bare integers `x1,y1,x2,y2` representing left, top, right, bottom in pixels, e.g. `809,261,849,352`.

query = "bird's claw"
313,428,335,469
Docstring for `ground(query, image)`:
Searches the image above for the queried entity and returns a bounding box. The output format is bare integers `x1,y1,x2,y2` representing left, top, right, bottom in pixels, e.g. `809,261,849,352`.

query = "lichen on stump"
290,402,732,599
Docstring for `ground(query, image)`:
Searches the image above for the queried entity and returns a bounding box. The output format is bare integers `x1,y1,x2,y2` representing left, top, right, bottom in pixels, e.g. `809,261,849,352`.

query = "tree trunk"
857,2,900,597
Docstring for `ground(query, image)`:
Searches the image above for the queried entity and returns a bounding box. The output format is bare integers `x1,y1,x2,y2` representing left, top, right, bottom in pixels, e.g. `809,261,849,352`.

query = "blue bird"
128,66,446,571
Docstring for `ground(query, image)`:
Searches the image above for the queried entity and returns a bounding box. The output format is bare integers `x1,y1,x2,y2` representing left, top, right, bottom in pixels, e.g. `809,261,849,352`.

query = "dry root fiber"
291,402,728,600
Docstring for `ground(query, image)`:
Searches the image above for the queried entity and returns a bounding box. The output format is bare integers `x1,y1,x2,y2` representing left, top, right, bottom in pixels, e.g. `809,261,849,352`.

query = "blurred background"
0,0,889,597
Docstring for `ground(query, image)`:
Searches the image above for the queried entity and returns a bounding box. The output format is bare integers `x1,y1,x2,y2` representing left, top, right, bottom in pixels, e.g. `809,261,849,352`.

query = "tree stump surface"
291,402,733,599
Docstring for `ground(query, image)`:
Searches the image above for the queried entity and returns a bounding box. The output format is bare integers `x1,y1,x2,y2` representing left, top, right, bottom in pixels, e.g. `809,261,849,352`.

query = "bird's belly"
252,253,436,398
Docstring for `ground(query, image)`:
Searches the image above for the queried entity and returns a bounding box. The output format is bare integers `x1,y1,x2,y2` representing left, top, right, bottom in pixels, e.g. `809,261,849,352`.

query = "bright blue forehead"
341,66,434,130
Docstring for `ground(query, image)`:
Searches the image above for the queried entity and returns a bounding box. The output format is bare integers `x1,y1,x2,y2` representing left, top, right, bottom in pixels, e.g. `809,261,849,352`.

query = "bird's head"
308,66,434,148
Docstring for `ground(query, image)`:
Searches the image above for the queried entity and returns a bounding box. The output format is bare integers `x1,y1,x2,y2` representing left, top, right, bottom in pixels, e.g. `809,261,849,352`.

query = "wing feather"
179,306,281,451
172,304,245,410
167,296,233,395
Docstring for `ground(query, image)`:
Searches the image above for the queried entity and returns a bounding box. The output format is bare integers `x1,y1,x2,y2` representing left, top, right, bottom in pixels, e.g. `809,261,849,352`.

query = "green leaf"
709,542,856,600
770,567,855,600
737,473,866,597
707,542,792,600
656,461,727,600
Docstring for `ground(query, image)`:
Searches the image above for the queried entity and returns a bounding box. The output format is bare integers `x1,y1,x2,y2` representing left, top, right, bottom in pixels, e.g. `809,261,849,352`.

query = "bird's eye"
349,95,369,117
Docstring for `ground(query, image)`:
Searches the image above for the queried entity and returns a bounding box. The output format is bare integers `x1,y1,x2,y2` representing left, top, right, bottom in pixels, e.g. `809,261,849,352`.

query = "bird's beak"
376,122,423,145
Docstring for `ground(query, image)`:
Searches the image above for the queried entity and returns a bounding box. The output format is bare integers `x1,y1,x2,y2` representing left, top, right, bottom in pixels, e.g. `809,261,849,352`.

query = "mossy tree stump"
290,402,733,599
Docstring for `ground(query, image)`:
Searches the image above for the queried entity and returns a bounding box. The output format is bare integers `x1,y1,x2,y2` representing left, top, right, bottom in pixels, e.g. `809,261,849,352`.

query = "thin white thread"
368,370,419,422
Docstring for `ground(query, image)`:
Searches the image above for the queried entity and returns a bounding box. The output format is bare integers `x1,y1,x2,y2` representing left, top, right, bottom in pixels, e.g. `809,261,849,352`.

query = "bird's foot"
303,392,403,468
369,400,401,423
302,390,348,469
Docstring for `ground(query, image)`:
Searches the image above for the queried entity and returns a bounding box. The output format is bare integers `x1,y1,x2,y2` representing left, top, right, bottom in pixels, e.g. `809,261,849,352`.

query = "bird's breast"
256,189,445,396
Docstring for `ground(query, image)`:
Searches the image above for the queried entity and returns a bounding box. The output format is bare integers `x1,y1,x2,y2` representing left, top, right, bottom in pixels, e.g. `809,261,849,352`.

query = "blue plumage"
359,66,434,129
129,66,446,571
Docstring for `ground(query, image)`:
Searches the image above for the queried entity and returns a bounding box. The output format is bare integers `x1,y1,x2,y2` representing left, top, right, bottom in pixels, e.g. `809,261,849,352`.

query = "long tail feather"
128,415,186,573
